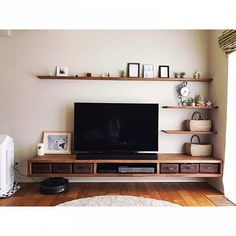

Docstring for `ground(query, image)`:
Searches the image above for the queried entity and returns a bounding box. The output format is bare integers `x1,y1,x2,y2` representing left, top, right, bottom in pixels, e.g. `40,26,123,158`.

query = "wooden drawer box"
32,163,52,173
199,164,219,173
180,164,199,173
73,163,93,174
52,163,72,173
160,164,179,173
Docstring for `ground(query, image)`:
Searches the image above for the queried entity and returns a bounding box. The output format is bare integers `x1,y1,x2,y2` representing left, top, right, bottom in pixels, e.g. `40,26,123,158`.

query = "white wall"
0,30,211,181
208,30,228,193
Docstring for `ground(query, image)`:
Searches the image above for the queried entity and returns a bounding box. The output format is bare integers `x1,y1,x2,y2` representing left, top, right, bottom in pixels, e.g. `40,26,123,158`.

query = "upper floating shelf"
37,76,213,82
161,130,217,135
162,106,218,109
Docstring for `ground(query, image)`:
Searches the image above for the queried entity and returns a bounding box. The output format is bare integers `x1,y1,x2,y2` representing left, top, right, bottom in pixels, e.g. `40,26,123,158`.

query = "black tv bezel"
73,102,159,154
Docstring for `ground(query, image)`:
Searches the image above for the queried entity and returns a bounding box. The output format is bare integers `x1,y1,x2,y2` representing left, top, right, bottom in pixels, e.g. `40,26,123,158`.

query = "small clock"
176,82,190,105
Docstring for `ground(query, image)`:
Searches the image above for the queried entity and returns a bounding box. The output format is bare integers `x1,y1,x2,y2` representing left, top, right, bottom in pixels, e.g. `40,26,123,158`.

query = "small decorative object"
107,73,110,77
185,135,213,157
86,73,91,77
180,72,185,78
56,66,69,76
37,143,44,156
158,65,169,78
43,131,72,154
127,63,140,77
193,71,202,79
185,112,212,132
176,82,190,105
47,68,54,76
174,72,180,78
143,64,154,78
206,100,213,107
188,97,195,106
196,95,205,107
119,70,125,77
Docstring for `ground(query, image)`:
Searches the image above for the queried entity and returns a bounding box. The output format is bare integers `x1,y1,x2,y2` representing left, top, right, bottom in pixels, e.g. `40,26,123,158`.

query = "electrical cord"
14,165,39,183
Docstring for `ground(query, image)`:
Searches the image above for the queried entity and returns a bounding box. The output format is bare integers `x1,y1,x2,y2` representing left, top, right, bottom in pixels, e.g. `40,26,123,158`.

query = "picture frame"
42,131,72,154
56,66,69,76
127,63,140,78
143,64,154,78
158,65,169,78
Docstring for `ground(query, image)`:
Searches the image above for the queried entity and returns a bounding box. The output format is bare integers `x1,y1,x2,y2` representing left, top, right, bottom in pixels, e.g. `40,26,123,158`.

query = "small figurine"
180,72,185,78
107,73,110,77
196,95,205,107
86,73,91,77
206,100,213,107
174,72,180,78
193,71,202,79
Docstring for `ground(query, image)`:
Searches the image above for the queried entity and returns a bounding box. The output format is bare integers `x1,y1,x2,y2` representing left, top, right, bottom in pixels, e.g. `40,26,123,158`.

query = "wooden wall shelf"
28,154,223,178
161,130,217,135
162,106,218,109
37,76,213,82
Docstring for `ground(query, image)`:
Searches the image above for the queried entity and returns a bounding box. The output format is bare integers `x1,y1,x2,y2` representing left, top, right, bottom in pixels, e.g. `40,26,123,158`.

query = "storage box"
180,164,199,173
199,164,219,173
73,163,93,174
160,164,179,173
52,163,72,173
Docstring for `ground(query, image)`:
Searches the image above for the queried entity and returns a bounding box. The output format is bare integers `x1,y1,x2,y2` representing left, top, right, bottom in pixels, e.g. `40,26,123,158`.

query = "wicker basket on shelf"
185,112,212,132
185,135,213,156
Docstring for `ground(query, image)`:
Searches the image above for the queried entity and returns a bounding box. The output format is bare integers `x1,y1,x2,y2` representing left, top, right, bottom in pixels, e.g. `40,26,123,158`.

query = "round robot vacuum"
40,177,69,194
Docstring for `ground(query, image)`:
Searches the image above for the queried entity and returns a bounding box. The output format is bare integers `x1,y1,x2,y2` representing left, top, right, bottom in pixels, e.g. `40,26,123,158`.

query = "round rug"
57,195,180,207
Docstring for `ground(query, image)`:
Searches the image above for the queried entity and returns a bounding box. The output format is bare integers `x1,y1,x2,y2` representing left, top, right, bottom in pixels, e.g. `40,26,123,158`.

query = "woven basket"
185,112,212,132
185,135,213,156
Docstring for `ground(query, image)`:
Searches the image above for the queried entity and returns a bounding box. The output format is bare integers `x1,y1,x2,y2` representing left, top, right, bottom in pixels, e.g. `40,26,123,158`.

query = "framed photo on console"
43,131,72,154
158,65,169,78
127,63,140,78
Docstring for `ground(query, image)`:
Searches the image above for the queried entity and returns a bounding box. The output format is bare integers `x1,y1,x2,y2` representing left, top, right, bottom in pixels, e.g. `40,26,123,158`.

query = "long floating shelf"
37,76,213,82
162,106,218,109
161,130,217,135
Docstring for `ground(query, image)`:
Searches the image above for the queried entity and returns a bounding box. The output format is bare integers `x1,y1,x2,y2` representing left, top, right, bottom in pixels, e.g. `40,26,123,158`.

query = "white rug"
57,195,180,207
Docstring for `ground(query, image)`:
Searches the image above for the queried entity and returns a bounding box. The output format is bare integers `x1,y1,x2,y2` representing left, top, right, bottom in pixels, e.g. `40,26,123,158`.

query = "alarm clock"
176,82,190,105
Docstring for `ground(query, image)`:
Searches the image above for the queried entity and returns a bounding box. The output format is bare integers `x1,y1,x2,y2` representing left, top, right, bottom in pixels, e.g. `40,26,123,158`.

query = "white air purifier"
0,135,19,198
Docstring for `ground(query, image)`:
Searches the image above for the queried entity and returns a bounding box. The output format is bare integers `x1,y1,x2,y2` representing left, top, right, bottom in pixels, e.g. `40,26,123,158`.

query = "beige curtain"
218,30,236,55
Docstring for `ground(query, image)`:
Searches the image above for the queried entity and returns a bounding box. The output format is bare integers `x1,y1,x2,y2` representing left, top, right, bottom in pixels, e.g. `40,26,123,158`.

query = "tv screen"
74,103,158,153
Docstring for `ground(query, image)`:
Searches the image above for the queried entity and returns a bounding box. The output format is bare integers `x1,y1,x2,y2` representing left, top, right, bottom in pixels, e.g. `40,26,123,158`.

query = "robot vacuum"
40,177,69,194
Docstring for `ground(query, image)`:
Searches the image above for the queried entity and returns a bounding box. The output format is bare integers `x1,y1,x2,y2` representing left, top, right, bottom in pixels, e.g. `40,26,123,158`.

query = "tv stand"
76,153,157,160
28,154,223,178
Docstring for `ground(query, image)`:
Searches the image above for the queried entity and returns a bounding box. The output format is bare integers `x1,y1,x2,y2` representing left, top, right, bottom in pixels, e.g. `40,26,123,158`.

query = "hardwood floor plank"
0,182,232,207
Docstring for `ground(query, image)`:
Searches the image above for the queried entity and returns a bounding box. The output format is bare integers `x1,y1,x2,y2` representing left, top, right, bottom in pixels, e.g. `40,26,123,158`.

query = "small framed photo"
43,131,72,154
56,66,69,76
143,64,154,78
158,65,169,78
127,63,140,77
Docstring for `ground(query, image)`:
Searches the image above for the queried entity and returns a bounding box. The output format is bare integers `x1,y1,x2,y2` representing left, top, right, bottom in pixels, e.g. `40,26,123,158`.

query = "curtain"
218,30,236,55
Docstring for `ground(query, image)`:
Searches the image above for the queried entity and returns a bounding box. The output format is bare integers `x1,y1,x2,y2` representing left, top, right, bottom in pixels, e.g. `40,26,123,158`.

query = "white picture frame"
43,131,72,154
143,64,154,78
56,66,69,76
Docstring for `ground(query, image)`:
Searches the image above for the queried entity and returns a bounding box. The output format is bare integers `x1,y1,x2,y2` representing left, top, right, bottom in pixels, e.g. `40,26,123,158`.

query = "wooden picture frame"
158,65,169,78
43,131,72,154
127,63,140,78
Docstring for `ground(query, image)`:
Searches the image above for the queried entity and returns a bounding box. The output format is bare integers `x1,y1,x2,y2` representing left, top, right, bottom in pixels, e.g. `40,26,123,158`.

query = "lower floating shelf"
161,130,217,135
27,154,223,178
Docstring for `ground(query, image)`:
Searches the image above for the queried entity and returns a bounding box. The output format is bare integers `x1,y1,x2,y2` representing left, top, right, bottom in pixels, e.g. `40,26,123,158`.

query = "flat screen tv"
74,103,159,153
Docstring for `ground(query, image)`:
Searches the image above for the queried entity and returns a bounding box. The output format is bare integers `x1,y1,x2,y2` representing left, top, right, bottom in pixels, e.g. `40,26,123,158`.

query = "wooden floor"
0,182,233,207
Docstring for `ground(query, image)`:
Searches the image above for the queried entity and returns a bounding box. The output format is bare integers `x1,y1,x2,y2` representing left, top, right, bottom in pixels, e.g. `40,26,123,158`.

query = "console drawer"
199,164,219,173
73,163,93,174
180,164,199,173
52,163,72,173
32,163,52,173
160,164,179,173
